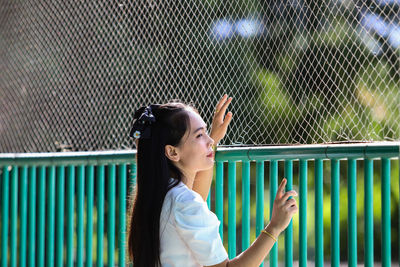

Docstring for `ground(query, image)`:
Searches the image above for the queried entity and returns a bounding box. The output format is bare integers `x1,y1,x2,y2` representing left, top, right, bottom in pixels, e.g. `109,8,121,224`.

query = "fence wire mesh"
1,0,399,152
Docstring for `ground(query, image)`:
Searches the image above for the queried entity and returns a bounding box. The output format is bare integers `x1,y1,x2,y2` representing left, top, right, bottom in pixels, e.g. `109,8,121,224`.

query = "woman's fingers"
210,94,233,143
287,204,298,214
219,97,232,116
276,178,287,198
214,95,232,121
285,198,297,207
215,94,228,114
281,190,298,202
221,111,233,128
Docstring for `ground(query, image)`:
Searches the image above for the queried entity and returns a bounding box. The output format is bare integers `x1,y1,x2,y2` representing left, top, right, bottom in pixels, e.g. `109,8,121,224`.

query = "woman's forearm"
227,224,280,267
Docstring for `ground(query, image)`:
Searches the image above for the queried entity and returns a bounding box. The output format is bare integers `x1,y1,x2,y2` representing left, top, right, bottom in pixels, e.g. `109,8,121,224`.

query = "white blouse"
159,181,228,267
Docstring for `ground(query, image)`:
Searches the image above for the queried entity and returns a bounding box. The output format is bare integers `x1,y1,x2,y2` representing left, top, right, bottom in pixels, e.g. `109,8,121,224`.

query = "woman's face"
173,109,215,175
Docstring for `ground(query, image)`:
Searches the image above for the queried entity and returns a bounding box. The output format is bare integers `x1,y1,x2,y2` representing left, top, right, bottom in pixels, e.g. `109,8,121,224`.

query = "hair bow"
129,105,159,139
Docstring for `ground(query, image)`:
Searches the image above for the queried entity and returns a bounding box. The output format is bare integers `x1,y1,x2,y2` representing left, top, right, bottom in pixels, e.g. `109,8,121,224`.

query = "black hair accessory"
129,104,160,139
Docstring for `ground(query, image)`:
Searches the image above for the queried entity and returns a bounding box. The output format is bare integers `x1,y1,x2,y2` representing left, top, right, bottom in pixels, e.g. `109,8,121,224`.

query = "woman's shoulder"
167,181,202,204
162,181,206,221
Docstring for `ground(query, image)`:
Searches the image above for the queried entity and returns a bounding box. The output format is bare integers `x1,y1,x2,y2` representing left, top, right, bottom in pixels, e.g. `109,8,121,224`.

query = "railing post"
256,161,264,266
76,165,85,267
10,166,18,267
381,158,391,267
242,160,250,251
269,160,278,267
347,159,357,267
207,190,211,209
216,161,224,241
228,161,236,258
315,159,323,267
19,166,28,267
27,166,37,267
97,165,105,267
47,166,56,267
118,164,127,267
37,166,46,267
86,165,94,267
56,166,65,267
1,166,10,267
330,159,340,267
364,159,373,267
108,164,116,267
66,165,75,267
284,160,293,267
299,159,307,267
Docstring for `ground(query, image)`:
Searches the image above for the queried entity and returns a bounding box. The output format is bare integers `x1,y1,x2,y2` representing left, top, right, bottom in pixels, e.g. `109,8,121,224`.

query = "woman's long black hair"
128,102,193,267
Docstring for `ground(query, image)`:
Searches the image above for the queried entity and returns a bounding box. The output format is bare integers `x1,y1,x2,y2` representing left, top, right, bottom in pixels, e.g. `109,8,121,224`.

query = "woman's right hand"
209,179,298,267
267,178,298,236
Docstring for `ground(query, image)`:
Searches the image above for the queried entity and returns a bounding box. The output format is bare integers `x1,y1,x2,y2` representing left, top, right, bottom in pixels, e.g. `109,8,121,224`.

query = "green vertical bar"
364,159,373,267
269,160,278,267
1,166,10,267
284,160,293,267
256,161,264,267
315,159,324,267
242,160,250,251
37,166,46,267
118,164,127,267
56,166,65,267
66,166,75,267
347,159,357,267
10,166,18,267
47,166,56,267
299,160,307,267
97,165,105,267
108,164,116,267
76,165,85,267
207,191,211,209
27,166,36,267
228,161,236,258
19,166,28,267
256,161,264,235
381,158,391,267
86,165,94,267
330,160,340,267
216,161,224,240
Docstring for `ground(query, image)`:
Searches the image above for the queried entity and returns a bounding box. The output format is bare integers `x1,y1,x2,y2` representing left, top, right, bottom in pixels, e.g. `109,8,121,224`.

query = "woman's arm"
206,179,298,267
192,95,232,201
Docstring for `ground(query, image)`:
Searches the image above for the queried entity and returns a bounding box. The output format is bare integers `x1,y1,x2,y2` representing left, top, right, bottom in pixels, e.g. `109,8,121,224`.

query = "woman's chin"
196,161,215,172
205,159,215,167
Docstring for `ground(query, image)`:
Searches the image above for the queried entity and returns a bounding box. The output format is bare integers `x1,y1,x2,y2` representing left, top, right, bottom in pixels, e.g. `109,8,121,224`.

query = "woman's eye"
197,134,203,138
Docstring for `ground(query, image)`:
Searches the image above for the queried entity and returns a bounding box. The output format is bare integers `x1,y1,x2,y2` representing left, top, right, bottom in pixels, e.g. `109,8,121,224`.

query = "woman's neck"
181,171,196,190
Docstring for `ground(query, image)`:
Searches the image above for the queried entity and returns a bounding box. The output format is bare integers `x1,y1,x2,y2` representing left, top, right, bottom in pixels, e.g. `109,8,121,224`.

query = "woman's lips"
207,151,214,158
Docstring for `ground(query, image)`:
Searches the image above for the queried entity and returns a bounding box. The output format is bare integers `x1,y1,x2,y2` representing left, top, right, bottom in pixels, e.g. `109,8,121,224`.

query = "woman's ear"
165,145,180,162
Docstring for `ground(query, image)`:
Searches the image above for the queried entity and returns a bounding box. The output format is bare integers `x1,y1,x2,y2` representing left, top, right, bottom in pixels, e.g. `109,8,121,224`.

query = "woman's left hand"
210,94,233,144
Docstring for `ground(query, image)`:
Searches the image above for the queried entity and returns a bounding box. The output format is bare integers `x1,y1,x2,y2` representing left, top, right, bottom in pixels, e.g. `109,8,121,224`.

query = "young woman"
128,95,298,267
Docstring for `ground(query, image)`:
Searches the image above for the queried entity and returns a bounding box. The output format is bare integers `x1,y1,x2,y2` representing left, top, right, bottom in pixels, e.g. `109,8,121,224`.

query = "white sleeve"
174,196,228,266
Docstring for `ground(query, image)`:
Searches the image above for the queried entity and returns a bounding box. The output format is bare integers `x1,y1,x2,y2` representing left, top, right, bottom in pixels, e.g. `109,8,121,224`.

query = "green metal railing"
0,151,135,267
0,143,399,266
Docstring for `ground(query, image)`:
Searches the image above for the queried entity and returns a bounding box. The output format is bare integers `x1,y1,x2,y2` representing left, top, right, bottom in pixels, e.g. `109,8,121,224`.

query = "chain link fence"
1,0,399,152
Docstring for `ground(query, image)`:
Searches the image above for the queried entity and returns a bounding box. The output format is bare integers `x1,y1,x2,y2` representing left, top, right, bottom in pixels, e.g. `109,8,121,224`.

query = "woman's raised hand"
268,178,298,235
210,94,233,144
